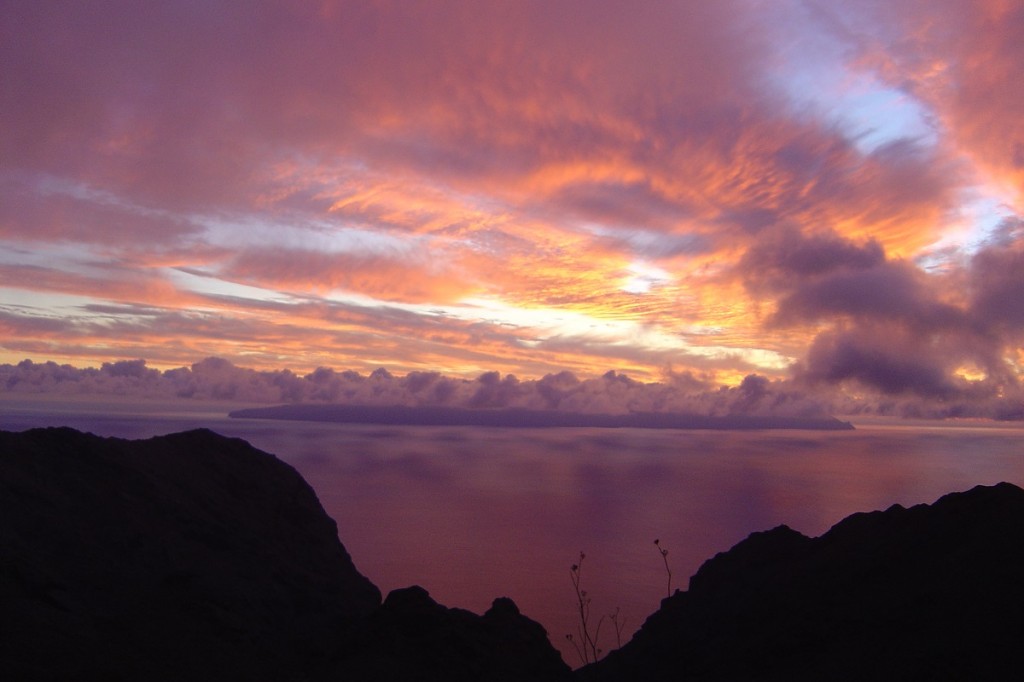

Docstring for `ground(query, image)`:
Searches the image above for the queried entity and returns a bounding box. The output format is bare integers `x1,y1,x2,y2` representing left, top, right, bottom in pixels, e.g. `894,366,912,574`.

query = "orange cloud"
844,0,1024,207
224,247,476,304
1,0,1021,400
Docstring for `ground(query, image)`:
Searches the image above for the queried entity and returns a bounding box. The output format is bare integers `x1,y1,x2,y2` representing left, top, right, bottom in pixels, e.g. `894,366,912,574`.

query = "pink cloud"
0,0,1020,405
830,0,1024,203
224,247,476,304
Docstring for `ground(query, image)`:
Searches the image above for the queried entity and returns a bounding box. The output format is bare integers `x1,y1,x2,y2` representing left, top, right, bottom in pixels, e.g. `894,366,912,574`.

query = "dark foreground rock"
0,427,381,680
336,585,573,681
581,482,1024,681
0,427,570,681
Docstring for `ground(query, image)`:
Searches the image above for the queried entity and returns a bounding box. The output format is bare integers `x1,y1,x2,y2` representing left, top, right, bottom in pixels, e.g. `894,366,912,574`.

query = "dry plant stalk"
654,538,672,598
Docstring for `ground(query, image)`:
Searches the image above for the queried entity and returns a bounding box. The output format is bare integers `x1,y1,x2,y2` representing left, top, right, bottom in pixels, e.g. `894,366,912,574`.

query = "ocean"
3,394,1022,665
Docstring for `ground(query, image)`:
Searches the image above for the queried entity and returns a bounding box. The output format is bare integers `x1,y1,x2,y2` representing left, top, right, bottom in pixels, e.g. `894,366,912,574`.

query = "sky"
1,0,1023,419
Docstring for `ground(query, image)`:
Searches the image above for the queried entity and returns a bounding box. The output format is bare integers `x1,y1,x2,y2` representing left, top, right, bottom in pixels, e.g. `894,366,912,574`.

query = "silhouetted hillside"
0,427,570,681
336,585,572,681
0,427,382,680
580,482,1024,681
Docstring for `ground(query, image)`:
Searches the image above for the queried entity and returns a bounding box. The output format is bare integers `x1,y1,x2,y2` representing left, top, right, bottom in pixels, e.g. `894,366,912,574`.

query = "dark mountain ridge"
0,427,381,680
581,482,1024,681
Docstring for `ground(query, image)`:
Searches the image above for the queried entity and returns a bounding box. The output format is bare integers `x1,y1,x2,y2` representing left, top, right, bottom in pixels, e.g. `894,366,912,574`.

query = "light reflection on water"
2,397,1023,665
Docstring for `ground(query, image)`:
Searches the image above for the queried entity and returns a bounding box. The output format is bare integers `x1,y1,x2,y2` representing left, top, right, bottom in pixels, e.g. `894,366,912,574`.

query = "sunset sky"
2,0,1023,417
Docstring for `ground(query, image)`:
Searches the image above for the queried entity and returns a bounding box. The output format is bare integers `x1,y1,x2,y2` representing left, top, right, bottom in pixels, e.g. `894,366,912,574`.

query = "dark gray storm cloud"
746,224,1024,418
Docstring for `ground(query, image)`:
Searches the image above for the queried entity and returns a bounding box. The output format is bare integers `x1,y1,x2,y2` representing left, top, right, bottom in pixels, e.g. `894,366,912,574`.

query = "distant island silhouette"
229,404,855,430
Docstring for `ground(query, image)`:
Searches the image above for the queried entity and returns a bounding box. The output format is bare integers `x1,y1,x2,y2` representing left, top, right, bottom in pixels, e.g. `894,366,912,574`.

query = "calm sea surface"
3,395,1023,665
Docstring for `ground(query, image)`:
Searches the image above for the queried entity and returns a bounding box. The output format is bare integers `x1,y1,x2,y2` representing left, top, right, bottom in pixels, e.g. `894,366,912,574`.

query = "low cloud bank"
3,355,1021,421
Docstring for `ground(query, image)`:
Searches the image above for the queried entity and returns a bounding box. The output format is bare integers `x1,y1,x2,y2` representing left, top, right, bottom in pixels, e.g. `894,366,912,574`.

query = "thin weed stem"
569,551,605,664
654,539,672,598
